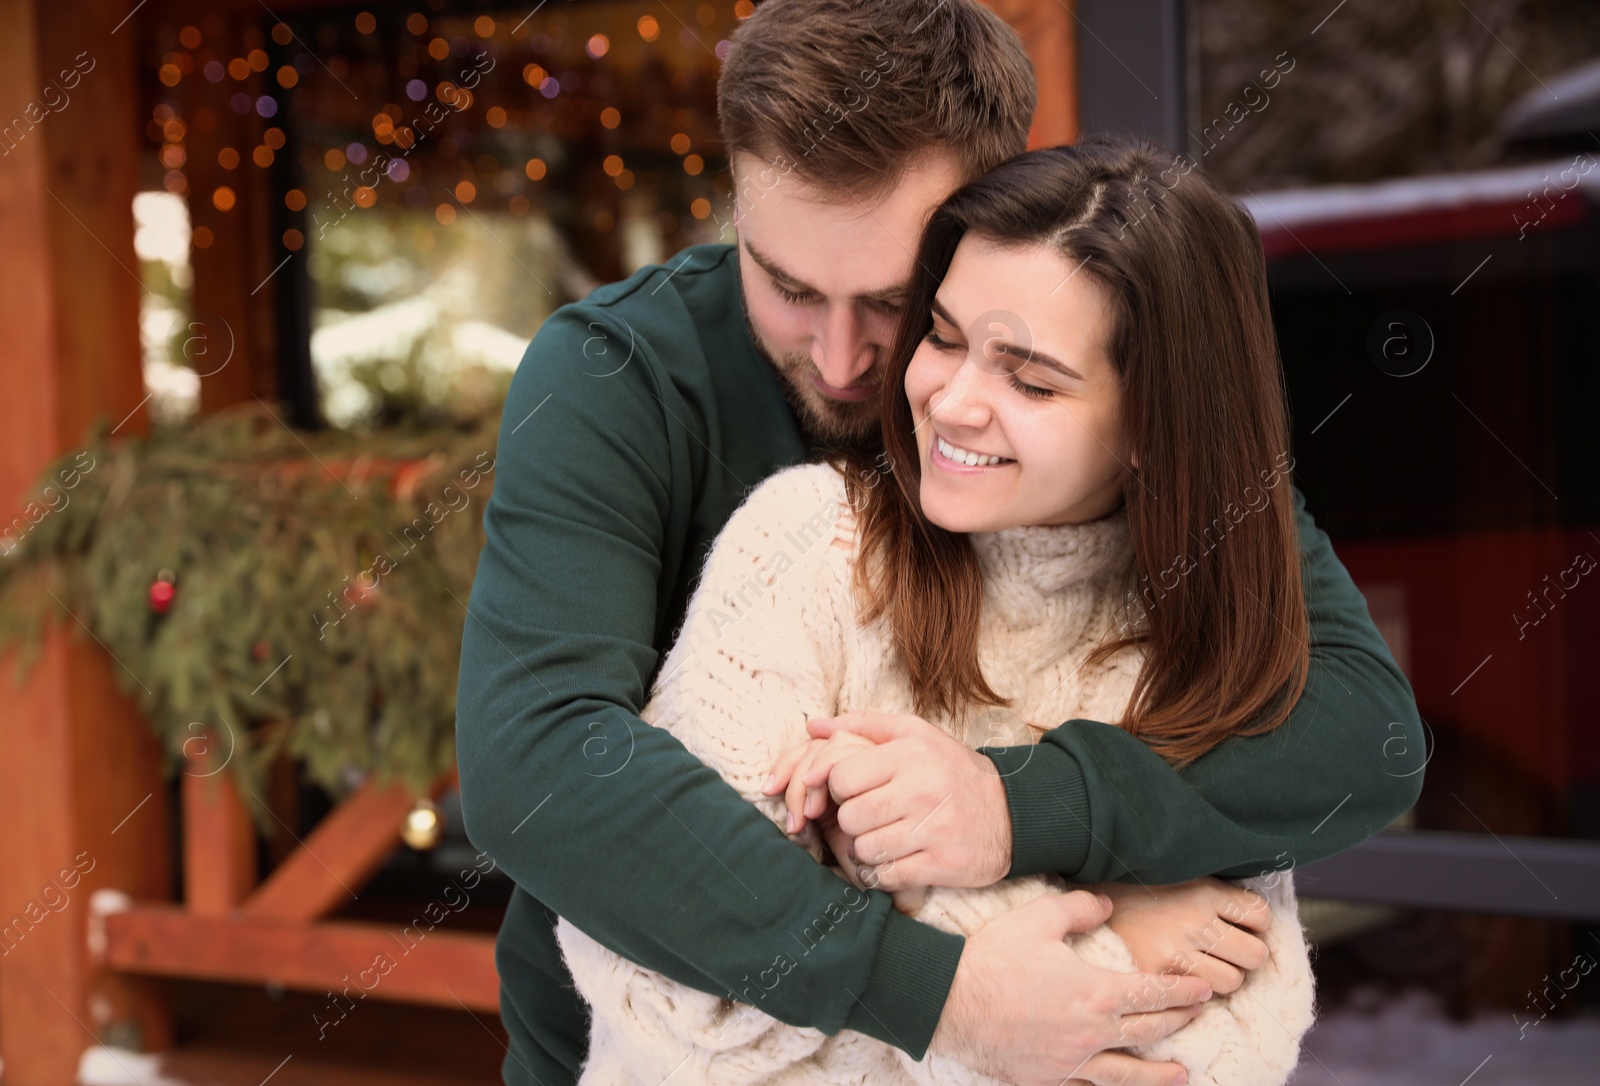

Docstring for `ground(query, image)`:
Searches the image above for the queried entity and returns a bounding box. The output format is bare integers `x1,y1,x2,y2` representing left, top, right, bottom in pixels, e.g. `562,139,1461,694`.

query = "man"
456,2,1425,1084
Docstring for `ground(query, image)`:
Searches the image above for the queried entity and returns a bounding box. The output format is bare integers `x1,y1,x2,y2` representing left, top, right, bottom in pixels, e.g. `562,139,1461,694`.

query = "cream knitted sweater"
554,463,1316,1085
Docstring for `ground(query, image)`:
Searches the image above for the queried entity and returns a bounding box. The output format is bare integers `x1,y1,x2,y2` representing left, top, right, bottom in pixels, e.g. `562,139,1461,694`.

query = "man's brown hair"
717,0,1038,198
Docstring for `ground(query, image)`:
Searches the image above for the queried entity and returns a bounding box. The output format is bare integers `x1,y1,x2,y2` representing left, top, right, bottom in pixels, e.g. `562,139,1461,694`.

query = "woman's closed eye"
1005,372,1054,400
925,329,1055,399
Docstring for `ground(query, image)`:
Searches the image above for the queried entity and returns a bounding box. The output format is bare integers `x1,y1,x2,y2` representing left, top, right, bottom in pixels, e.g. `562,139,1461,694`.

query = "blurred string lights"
142,2,755,261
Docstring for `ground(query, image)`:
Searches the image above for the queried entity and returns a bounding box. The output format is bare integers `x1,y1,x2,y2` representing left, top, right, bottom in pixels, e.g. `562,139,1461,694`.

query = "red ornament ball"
149,579,177,614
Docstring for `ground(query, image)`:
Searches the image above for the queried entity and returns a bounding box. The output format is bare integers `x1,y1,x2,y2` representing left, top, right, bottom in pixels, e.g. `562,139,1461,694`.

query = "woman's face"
905,236,1133,533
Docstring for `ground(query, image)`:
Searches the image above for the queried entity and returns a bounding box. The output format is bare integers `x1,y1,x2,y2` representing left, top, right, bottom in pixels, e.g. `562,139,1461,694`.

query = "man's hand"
762,711,1012,890
1090,878,1272,995
932,891,1209,1086
813,808,930,916
763,729,877,835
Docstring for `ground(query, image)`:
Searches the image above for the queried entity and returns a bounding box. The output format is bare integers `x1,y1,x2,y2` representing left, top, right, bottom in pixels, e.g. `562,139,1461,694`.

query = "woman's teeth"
937,435,1011,467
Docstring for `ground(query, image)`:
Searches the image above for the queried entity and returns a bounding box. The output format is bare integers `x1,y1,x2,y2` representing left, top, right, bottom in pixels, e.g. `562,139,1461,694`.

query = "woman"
555,136,1316,1085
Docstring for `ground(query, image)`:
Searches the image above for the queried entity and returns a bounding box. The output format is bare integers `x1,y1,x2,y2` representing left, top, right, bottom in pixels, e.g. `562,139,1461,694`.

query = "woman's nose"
930,356,994,427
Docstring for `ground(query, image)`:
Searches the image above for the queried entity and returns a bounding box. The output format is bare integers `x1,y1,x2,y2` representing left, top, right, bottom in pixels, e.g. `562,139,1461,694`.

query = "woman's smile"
930,430,1015,471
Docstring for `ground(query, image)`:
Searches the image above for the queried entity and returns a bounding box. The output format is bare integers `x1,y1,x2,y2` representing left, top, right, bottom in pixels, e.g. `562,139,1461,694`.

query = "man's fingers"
797,732,877,790
1115,1003,1206,1047
1035,889,1116,937
1071,1050,1193,1086
847,813,919,868
1118,970,1212,1013
826,742,916,803
853,846,930,893
806,710,916,745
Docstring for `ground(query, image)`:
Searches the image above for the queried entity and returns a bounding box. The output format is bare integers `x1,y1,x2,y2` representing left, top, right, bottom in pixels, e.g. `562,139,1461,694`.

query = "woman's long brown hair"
828,136,1309,769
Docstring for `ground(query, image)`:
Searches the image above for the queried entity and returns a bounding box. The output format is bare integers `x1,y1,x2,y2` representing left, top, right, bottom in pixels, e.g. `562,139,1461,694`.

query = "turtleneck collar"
968,507,1134,628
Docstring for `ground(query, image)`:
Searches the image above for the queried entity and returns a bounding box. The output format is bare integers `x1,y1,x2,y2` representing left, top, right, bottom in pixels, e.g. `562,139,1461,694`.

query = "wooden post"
165,1,285,415
984,0,1080,148
183,729,257,916
0,0,174,1080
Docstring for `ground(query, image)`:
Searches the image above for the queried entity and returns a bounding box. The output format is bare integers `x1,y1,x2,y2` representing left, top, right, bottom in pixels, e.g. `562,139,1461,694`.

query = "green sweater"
456,242,1424,1071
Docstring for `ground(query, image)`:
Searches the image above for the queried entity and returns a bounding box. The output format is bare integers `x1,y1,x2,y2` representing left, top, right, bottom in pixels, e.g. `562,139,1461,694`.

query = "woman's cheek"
903,343,944,419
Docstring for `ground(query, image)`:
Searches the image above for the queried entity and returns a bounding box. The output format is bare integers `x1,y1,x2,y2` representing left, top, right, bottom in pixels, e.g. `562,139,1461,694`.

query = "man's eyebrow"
743,238,801,285
930,298,1085,381
743,238,910,304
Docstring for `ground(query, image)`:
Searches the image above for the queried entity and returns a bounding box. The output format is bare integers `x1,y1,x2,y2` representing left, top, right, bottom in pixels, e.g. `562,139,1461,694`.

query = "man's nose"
811,306,876,389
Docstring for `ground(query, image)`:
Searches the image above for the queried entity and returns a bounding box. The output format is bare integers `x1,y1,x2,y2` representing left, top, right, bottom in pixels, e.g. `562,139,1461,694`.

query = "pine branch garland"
0,404,499,829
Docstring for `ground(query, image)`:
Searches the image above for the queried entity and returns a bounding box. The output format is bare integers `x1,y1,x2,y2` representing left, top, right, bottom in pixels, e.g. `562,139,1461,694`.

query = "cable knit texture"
554,462,1316,1085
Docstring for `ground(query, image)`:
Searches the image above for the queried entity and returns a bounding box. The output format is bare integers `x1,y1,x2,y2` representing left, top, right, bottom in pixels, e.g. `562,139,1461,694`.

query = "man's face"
732,149,967,448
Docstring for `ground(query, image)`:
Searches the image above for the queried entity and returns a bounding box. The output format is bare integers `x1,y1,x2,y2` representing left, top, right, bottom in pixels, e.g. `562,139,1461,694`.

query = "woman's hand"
1090,877,1272,995
763,730,878,835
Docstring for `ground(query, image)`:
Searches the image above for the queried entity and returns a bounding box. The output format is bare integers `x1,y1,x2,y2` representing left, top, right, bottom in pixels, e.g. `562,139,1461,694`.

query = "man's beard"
741,307,883,453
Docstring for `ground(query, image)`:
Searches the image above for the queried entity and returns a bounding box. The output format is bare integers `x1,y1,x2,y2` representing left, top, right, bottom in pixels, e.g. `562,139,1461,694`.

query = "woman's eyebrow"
929,298,1084,381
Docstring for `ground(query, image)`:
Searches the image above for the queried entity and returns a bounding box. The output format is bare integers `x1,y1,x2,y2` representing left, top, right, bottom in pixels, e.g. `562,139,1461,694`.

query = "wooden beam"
100,906,501,1012
0,0,175,1078
241,773,452,924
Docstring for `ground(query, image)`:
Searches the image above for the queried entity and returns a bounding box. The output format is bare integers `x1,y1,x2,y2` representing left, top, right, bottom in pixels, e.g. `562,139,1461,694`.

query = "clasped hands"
760,710,1273,997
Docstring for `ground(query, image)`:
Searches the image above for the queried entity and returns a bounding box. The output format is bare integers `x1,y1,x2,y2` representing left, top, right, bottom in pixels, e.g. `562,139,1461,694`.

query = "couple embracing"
456,2,1425,1084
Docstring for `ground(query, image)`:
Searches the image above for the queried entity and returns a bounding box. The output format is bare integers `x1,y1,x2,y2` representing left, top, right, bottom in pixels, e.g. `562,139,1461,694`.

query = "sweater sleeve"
988,483,1426,884
454,325,962,1062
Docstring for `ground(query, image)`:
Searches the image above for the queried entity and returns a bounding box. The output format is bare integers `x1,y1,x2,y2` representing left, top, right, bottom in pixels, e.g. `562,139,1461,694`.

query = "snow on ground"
1288,989,1600,1084
77,1046,188,1085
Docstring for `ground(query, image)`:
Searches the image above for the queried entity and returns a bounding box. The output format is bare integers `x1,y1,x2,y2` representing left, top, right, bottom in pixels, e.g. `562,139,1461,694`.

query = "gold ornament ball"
402,798,443,850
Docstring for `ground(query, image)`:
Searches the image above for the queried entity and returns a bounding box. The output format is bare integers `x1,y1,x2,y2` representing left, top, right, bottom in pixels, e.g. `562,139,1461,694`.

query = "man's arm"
454,311,959,1059
987,484,1426,884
